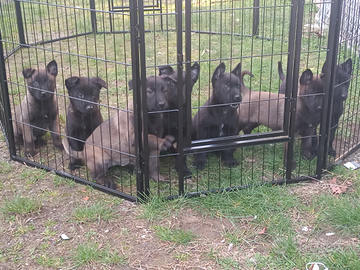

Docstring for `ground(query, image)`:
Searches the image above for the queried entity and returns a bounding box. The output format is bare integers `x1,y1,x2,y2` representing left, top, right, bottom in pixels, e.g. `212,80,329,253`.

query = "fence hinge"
177,54,184,70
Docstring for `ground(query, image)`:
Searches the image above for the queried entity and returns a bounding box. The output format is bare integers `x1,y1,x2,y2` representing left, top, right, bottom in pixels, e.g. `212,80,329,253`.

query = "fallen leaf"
329,177,348,196
309,263,319,270
83,196,89,201
258,227,267,235
97,243,103,250
81,190,86,193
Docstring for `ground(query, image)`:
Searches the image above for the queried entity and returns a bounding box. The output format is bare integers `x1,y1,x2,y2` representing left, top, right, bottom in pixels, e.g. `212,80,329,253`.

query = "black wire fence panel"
0,0,358,201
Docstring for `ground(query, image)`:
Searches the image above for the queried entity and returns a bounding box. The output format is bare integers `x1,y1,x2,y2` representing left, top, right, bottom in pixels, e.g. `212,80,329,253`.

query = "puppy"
323,58,352,157
158,62,200,177
13,60,63,157
63,76,176,188
65,76,107,170
238,68,325,169
192,62,242,170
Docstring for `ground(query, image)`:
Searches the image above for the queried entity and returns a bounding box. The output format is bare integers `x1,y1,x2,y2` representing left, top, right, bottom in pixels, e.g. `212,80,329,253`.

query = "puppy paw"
160,135,175,152
175,162,192,178
150,174,170,182
193,159,206,170
55,142,64,151
328,148,336,157
104,180,117,190
25,149,37,157
224,159,239,168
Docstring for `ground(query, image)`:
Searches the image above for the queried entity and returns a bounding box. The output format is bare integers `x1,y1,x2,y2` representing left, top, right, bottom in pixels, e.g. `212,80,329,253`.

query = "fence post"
14,0,26,45
285,0,304,181
316,0,344,177
0,32,16,158
129,0,145,201
89,0,97,34
253,0,259,36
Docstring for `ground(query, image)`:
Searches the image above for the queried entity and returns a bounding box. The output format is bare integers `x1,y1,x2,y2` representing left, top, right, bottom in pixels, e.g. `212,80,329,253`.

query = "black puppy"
192,62,242,170
158,62,200,177
324,58,352,157
65,76,107,170
13,60,63,156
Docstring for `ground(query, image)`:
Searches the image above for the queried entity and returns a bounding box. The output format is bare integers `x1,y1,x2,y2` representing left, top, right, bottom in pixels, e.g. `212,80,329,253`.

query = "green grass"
72,241,127,268
1,196,42,216
208,249,242,269
71,202,119,223
0,161,12,174
37,254,64,268
153,225,196,245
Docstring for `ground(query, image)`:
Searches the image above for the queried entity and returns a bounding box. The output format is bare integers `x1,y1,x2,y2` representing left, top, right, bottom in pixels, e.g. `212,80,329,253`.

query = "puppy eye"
33,81,39,87
46,79,51,85
147,89,154,94
92,92,96,97
77,93,83,98
162,86,166,92
237,84,241,88
222,84,228,89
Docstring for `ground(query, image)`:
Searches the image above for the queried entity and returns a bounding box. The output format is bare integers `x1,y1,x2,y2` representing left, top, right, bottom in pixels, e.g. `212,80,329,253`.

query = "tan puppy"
238,69,325,168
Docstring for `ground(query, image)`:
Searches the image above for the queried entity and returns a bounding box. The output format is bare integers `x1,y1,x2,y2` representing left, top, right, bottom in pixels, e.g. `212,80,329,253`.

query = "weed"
0,161,12,174
153,225,196,245
1,196,42,216
208,249,241,269
44,219,57,227
72,241,127,267
37,254,64,268
71,202,119,223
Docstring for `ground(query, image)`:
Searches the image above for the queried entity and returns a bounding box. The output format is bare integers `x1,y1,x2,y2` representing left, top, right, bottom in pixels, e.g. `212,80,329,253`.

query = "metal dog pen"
0,0,359,202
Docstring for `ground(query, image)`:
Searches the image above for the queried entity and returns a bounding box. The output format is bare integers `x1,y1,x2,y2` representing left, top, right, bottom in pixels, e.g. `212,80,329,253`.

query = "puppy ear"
159,65,174,76
91,77,108,89
22,68,35,78
212,62,226,82
46,60,58,77
321,60,327,74
231,62,242,77
65,77,80,90
343,58,352,73
163,76,177,87
190,62,200,85
299,69,313,85
128,79,133,90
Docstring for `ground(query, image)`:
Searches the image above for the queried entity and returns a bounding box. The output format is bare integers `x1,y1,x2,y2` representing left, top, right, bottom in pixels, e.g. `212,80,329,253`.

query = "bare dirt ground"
0,133,359,269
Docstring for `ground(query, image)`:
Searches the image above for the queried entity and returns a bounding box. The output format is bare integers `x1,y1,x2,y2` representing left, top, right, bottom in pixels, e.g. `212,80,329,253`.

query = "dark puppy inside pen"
192,62,242,170
158,62,200,177
239,66,325,169
13,60,63,157
321,58,352,157
64,76,176,189
65,76,107,170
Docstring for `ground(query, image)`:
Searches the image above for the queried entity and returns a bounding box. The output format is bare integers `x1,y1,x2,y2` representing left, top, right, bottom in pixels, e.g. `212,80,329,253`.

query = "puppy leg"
243,123,260,134
221,149,239,167
328,115,340,157
300,126,316,160
49,114,64,151
283,142,296,170
22,124,37,157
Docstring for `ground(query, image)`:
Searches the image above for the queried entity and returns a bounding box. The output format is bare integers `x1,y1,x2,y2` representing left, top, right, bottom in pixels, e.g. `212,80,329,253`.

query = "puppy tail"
63,136,84,160
241,70,254,85
278,61,286,81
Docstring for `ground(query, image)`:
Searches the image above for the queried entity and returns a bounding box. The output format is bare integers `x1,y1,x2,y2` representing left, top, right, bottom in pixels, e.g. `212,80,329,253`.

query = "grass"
72,241,127,268
153,225,196,245
0,161,11,174
1,196,42,216
71,202,119,223
37,254,64,268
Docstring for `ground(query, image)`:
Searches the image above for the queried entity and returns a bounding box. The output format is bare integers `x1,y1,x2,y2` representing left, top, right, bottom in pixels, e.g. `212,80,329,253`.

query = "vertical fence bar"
185,0,192,148
129,0,144,200
138,0,150,197
0,32,16,158
90,0,97,34
253,0,259,36
316,0,344,177
176,0,184,195
286,0,304,181
14,0,26,44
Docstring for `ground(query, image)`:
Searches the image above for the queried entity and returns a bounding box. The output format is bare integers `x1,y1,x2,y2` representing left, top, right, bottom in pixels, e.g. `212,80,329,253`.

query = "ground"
0,133,359,269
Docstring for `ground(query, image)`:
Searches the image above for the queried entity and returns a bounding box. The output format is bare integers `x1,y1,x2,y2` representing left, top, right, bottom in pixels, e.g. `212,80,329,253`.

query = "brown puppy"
63,76,176,188
13,60,63,157
238,68,325,168
65,76,107,171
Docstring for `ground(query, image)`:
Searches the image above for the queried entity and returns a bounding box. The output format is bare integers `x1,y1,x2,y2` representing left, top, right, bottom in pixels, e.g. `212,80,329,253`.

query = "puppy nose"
342,93,347,98
158,101,165,108
41,91,46,96
316,105,322,111
86,105,94,111
234,95,240,101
